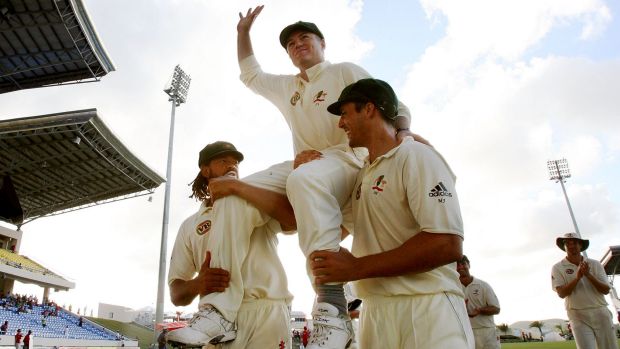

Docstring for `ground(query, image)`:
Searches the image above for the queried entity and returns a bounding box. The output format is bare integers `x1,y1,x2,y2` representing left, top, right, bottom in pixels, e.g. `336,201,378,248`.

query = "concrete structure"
98,303,154,326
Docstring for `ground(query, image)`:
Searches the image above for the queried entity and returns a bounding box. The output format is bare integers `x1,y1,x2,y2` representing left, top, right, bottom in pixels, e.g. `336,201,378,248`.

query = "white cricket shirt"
168,204,292,302
351,137,464,298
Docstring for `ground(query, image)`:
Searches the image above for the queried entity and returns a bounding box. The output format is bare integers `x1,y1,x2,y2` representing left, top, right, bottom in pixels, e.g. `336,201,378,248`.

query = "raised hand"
237,5,264,34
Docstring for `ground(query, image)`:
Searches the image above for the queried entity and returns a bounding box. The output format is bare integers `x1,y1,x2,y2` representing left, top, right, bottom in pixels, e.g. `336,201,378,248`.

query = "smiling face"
337,101,369,148
456,258,470,278
200,154,240,180
564,239,582,256
285,30,325,71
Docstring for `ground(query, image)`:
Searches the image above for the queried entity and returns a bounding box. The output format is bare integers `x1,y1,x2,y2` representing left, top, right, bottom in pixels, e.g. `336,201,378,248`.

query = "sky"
1,0,619,326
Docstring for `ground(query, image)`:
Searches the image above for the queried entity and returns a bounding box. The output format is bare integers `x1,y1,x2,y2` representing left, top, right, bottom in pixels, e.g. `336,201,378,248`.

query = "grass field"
88,317,154,349
502,339,620,348
81,318,620,349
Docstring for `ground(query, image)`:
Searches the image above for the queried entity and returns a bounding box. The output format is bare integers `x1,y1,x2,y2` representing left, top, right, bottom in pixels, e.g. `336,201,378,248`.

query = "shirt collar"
366,136,414,168
200,201,212,214
299,61,331,82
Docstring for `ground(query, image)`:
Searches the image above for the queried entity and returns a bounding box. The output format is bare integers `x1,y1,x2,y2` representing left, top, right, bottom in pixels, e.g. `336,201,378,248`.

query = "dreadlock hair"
189,171,210,203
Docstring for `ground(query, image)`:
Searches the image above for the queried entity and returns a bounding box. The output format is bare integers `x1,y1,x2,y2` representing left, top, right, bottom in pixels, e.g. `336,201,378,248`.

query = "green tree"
555,324,565,336
529,320,544,341
497,323,511,336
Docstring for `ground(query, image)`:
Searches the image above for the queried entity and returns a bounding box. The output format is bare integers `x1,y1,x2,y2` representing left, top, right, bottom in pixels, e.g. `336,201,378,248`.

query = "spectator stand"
0,295,137,347
0,0,115,94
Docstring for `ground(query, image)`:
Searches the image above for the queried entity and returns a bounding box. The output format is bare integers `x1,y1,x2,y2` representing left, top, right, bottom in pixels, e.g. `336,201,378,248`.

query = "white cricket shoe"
166,305,236,346
306,302,353,349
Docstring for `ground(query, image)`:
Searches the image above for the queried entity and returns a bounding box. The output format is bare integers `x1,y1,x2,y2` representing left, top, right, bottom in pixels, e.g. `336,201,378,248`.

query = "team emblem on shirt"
313,90,327,105
428,181,453,203
290,91,301,106
371,175,386,194
566,268,574,275
355,183,362,200
196,220,211,235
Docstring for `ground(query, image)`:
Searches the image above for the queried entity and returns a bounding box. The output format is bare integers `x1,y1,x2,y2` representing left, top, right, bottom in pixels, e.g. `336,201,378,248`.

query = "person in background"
157,328,167,349
551,232,618,349
14,329,23,349
457,255,501,349
23,330,32,349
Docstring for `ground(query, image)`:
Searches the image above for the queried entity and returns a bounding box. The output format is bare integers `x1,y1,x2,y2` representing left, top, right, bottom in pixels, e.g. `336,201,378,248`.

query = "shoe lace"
187,307,214,326
309,324,331,346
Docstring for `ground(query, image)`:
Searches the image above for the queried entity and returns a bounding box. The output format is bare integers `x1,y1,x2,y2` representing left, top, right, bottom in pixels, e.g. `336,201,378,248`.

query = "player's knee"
287,168,308,191
287,166,321,189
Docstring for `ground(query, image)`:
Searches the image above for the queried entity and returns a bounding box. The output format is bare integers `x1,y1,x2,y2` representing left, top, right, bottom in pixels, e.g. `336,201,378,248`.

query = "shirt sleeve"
340,62,411,121
591,260,611,286
239,55,290,108
167,218,197,285
551,263,565,290
404,141,463,236
340,62,372,84
484,282,500,308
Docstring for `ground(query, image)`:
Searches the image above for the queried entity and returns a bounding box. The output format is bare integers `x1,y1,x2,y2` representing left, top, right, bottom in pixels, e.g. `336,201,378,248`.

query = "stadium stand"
0,2,150,347
0,249,57,276
0,109,165,227
0,296,116,340
0,0,115,93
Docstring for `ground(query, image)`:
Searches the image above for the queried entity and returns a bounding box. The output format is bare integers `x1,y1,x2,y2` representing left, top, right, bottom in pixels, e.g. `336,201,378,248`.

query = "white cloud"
403,0,619,324
2,0,619,325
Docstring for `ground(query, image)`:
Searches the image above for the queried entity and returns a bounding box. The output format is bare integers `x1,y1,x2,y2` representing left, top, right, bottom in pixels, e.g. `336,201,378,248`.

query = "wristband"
396,128,410,133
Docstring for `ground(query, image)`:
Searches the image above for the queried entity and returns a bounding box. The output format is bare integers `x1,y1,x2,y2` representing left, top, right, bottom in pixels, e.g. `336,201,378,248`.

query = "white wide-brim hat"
556,232,589,252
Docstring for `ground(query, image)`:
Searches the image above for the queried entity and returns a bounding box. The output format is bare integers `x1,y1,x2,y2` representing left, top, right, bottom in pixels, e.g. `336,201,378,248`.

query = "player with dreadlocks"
167,141,296,348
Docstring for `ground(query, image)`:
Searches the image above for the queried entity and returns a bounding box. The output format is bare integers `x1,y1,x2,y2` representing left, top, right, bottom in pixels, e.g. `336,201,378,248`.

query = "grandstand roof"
0,108,165,226
601,245,620,276
0,0,115,93
0,248,75,290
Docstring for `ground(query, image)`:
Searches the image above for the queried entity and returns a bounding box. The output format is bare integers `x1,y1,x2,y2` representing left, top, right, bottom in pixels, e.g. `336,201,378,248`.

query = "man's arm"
555,278,581,299
554,261,585,298
470,285,501,316
237,6,263,63
583,261,611,295
169,251,230,306
310,231,462,284
208,177,296,231
469,305,500,317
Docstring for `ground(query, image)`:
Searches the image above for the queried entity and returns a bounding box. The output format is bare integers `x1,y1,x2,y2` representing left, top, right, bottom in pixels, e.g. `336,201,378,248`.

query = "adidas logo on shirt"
428,182,452,198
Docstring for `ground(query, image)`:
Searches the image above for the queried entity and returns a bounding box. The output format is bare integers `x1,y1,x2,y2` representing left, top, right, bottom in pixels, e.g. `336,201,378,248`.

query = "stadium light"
164,65,191,106
155,65,191,333
547,158,587,258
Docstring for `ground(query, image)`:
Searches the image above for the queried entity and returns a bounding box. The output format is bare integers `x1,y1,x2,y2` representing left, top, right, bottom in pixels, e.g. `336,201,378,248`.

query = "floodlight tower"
156,65,191,328
547,158,587,258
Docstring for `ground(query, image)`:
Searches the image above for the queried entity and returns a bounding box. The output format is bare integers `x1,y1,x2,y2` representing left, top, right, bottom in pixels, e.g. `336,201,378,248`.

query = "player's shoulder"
586,257,603,267
474,277,492,288
552,258,568,269
328,61,368,74
330,61,360,69
398,137,447,165
179,206,211,230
